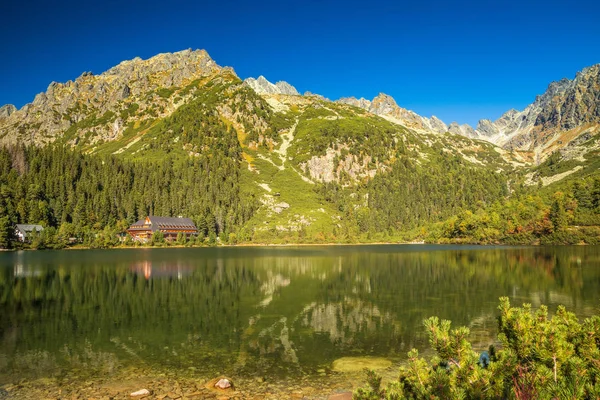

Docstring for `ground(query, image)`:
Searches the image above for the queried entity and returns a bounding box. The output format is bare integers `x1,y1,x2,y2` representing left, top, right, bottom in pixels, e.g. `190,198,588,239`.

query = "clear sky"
1,0,599,127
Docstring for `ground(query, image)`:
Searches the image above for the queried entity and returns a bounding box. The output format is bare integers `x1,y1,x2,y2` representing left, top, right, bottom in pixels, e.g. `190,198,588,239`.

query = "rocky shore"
0,362,401,399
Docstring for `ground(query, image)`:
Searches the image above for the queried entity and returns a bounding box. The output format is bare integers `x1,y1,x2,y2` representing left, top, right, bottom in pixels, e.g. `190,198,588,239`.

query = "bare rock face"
337,93,447,134
448,122,476,138
338,63,600,159
0,49,223,146
121,84,131,99
244,76,299,96
275,81,300,96
0,104,16,118
337,96,371,109
447,63,600,155
476,119,500,138
534,65,600,131
426,116,448,134
369,93,400,115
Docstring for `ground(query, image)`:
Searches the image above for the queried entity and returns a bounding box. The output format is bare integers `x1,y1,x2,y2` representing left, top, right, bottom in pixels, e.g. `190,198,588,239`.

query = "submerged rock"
332,356,392,372
215,378,232,389
329,392,353,400
205,376,235,392
130,388,150,397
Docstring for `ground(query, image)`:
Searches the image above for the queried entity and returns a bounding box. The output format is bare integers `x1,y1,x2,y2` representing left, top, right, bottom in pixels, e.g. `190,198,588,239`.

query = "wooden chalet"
15,224,44,242
127,216,198,242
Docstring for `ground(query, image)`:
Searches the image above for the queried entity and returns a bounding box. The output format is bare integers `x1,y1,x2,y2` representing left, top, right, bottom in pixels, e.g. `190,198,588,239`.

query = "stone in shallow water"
331,357,392,372
130,388,150,397
204,376,235,392
329,392,353,400
215,378,232,389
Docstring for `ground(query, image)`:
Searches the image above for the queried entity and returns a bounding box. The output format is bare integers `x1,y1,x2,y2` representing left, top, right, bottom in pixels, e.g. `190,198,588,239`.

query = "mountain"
334,65,600,165
0,49,598,247
243,76,299,96
337,93,449,134
457,64,600,161
0,49,222,147
0,104,16,119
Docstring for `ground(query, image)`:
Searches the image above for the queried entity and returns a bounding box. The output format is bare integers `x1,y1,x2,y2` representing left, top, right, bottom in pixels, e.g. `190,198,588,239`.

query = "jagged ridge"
0,49,224,146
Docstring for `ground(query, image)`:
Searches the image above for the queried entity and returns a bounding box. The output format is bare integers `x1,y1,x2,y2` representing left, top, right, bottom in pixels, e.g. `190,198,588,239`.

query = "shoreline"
3,240,549,252
0,361,385,400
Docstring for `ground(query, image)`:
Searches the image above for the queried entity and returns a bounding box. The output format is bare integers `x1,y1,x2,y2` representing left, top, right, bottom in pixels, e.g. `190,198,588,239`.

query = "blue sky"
1,0,599,126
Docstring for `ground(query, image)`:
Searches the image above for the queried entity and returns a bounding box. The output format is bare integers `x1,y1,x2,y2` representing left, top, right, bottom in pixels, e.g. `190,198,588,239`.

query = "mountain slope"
337,93,449,135
0,49,222,148
333,65,600,166
1,49,598,246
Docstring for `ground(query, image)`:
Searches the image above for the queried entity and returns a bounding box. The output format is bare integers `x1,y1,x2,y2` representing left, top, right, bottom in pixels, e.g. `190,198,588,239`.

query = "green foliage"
430,172,599,244
119,102,139,119
0,142,255,247
535,151,584,178
549,192,569,232
0,215,13,249
356,298,600,399
354,369,385,400
150,230,165,246
156,87,177,99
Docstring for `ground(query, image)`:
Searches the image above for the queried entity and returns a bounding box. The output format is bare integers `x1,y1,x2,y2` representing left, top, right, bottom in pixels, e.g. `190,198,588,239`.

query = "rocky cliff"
0,49,223,146
0,104,16,119
243,76,299,96
456,64,600,158
334,65,600,161
337,93,449,134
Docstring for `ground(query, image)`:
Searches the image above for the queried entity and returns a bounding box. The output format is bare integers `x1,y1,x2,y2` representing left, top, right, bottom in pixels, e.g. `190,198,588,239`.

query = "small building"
15,224,44,242
127,216,197,242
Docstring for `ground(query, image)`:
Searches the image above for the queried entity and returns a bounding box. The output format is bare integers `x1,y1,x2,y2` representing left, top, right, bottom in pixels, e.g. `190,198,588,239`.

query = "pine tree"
550,193,568,232
0,216,12,249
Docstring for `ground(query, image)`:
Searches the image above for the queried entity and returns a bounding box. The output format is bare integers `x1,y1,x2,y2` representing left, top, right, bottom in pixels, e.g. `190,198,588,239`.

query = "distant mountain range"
3,50,597,165
336,64,600,161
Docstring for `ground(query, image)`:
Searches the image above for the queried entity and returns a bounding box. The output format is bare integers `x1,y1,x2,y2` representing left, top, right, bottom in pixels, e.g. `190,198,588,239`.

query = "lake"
1,245,599,397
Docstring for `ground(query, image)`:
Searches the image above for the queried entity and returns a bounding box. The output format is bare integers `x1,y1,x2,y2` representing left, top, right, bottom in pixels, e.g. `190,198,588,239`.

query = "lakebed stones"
331,356,392,373
214,378,232,389
130,388,151,397
328,392,353,400
204,376,235,393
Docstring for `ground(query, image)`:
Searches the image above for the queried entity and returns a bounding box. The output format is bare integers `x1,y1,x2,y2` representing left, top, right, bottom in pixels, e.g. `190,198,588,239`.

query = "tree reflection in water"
0,245,599,382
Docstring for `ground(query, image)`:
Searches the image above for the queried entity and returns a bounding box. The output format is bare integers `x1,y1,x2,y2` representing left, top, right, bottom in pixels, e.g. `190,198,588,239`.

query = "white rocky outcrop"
337,93,448,134
244,76,299,96
449,64,600,152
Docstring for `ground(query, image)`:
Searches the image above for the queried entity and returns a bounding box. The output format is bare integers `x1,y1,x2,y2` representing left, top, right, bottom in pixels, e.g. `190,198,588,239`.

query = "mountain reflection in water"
0,245,599,383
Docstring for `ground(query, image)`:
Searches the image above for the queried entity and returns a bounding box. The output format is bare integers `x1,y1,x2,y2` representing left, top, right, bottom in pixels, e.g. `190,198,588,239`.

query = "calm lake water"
1,245,599,385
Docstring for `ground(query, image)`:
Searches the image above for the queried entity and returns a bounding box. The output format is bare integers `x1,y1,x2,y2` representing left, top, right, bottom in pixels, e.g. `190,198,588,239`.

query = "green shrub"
355,297,600,399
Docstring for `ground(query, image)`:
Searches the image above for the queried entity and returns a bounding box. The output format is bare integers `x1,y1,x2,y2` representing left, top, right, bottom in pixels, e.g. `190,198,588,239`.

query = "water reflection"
0,245,599,382
130,260,193,280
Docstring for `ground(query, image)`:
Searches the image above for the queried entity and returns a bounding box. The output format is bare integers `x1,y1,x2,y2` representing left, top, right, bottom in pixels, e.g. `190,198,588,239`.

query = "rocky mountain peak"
337,96,371,109
437,62,600,157
370,93,399,115
426,116,448,133
0,104,16,118
337,93,447,134
105,49,216,75
244,76,299,96
0,49,226,146
448,122,476,138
